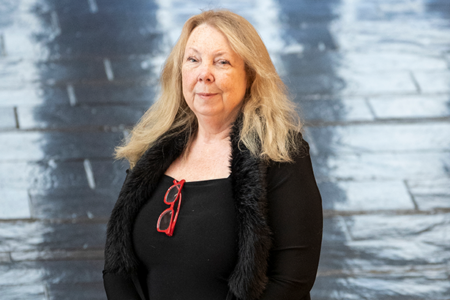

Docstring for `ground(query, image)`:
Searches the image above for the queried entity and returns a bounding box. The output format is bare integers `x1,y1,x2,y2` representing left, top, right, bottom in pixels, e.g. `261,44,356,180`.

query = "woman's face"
182,24,247,124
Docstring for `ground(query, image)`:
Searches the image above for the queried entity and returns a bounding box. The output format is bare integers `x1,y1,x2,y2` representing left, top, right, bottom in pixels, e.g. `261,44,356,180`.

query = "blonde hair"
115,9,303,168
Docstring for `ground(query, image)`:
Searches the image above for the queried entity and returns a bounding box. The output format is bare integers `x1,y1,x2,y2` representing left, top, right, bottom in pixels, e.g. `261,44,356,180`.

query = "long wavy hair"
115,9,303,168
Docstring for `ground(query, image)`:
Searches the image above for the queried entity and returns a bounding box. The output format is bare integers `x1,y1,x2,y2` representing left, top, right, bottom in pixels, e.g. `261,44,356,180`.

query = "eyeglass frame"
156,179,186,236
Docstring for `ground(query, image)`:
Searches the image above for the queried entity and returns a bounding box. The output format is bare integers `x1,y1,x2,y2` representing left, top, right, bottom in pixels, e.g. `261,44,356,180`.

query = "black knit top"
133,174,237,300
103,146,322,300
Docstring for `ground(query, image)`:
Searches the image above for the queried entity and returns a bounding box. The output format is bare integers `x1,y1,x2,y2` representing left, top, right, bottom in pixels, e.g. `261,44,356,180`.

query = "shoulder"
267,131,310,171
266,131,312,191
292,131,310,158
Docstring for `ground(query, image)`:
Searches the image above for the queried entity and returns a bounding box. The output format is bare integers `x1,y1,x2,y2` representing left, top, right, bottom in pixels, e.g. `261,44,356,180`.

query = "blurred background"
0,0,449,299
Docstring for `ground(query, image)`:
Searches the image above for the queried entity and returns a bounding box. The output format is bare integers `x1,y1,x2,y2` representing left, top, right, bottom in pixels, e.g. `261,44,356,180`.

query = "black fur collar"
104,116,272,300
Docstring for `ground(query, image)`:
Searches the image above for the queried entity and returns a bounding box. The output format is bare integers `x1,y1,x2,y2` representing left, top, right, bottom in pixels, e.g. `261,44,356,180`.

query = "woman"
103,9,322,300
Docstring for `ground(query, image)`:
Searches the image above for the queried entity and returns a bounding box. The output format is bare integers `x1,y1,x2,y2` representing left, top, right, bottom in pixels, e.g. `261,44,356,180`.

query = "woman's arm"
103,272,143,300
260,139,323,300
103,169,143,300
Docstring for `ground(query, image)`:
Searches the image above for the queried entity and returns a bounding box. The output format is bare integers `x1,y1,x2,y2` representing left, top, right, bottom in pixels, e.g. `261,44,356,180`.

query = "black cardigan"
103,118,323,300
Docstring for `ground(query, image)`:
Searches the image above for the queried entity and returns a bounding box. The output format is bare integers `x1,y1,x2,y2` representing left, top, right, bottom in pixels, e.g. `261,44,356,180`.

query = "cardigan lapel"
104,129,188,275
227,117,272,300
104,117,272,300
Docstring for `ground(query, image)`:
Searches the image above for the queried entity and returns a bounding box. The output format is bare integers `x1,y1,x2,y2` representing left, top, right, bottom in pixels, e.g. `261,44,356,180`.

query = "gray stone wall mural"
0,0,449,299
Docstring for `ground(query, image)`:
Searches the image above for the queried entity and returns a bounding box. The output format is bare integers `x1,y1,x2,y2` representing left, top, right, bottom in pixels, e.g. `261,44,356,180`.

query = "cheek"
220,73,238,91
182,69,196,92
221,72,246,99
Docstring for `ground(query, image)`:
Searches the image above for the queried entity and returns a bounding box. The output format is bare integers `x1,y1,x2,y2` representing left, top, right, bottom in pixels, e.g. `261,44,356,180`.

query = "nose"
197,63,214,83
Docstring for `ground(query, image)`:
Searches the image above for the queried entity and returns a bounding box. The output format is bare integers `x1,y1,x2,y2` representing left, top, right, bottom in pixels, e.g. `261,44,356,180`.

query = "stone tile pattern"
0,0,449,299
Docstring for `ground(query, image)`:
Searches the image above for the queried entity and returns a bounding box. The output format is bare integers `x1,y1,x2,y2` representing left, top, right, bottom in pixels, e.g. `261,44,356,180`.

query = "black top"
103,147,322,300
133,175,237,300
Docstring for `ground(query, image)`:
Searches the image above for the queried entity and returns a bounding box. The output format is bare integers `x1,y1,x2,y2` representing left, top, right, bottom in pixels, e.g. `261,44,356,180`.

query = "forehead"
185,24,233,53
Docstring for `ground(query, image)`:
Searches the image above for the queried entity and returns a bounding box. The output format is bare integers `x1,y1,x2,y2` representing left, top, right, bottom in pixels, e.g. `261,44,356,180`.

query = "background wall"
0,0,449,299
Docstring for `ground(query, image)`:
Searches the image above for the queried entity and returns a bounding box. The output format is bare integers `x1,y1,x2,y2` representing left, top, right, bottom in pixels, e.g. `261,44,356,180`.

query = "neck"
194,111,239,143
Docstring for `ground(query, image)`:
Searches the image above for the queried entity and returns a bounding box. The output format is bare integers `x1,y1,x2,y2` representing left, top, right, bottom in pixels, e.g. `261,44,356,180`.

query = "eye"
218,60,230,65
187,57,198,62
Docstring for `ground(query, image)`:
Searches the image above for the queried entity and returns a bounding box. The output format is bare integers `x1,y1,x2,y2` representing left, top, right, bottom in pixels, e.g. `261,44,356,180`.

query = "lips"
197,93,218,96
196,93,218,99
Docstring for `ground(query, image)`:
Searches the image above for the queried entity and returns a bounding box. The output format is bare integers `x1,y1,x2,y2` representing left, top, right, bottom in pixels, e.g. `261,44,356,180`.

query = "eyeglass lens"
166,185,180,203
159,210,173,231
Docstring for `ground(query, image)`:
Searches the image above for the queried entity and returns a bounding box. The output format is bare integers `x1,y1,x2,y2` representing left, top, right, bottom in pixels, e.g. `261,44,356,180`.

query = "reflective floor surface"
0,0,449,299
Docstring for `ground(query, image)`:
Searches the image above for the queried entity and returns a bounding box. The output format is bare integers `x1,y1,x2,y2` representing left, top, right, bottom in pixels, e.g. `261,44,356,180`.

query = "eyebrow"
186,47,230,57
186,47,200,53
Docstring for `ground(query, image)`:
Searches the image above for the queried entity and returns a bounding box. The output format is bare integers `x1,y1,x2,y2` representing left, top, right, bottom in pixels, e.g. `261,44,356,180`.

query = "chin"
193,108,224,118
194,111,221,118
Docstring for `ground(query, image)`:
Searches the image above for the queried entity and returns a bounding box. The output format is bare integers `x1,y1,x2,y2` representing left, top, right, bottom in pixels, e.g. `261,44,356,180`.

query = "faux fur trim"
104,116,273,299
104,131,187,274
227,116,272,300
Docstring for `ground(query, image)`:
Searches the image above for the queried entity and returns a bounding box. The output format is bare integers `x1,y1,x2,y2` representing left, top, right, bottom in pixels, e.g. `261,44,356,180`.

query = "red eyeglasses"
156,179,185,236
